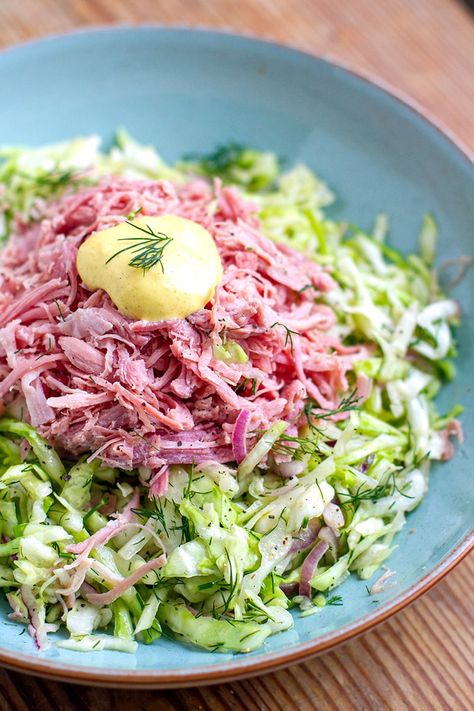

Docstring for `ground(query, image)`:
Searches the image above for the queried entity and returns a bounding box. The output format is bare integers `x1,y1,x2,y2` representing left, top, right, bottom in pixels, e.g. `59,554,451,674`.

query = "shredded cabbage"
0,134,463,654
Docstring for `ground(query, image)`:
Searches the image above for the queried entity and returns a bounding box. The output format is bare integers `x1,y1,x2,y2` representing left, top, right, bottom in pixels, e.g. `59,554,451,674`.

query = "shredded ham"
20,584,59,650
6,592,28,624
65,488,139,564
86,554,166,606
369,568,396,595
55,558,93,598
0,177,370,486
438,419,464,461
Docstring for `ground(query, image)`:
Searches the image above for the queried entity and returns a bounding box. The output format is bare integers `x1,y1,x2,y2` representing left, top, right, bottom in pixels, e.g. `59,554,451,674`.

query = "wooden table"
0,1,472,709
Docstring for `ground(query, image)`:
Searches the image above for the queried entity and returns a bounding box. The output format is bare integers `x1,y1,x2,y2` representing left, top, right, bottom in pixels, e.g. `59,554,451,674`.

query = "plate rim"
0,24,472,688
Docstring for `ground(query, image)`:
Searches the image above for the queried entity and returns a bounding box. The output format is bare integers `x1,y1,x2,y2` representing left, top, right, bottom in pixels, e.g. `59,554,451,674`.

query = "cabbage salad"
0,133,462,653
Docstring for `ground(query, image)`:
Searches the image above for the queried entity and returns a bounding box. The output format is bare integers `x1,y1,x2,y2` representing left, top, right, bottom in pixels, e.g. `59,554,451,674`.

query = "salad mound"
0,133,462,653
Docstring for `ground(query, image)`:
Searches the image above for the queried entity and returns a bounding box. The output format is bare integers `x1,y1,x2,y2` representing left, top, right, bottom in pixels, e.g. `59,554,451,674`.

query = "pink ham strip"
86,554,166,606
47,391,114,409
0,354,64,399
21,584,58,651
149,466,169,499
59,336,105,374
21,371,55,425
6,592,28,623
65,489,139,564
0,279,66,328
55,559,93,596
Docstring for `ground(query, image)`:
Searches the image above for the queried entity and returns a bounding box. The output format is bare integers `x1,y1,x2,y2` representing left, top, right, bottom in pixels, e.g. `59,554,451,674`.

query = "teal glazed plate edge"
0,26,472,688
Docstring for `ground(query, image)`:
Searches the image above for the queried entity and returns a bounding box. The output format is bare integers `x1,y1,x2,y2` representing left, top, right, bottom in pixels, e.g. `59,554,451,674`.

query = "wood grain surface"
0,1,473,709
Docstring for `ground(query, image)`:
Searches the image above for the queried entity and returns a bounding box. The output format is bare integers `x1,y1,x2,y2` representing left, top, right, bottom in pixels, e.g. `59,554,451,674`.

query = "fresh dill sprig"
51,541,74,560
106,220,173,274
297,283,316,295
326,594,343,606
336,472,414,508
304,388,360,431
235,376,249,394
153,576,184,590
235,377,258,395
270,322,300,354
182,466,195,502
273,433,322,460
126,206,143,221
132,498,170,536
220,548,238,616
242,599,274,623
169,500,193,544
53,299,65,322
83,495,109,522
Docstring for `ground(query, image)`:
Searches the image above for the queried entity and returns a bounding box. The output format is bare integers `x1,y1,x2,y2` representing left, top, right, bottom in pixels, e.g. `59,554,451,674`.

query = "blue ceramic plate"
0,27,472,688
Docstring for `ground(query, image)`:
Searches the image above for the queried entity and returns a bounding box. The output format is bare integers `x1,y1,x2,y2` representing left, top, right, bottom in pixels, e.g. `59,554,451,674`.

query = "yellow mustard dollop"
76,215,223,321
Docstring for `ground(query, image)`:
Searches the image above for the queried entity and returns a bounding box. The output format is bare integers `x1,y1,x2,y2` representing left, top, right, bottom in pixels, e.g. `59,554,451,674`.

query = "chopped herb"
197,580,218,591
326,594,343,606
235,377,249,394
133,498,169,537
127,206,143,220
53,299,65,321
270,322,300,354
106,220,173,274
304,388,360,431
52,541,74,559
298,283,315,294
337,472,414,508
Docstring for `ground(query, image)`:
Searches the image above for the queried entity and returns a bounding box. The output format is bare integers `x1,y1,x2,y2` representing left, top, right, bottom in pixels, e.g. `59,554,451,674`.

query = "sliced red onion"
299,541,329,598
232,409,251,463
280,582,299,597
290,519,321,553
318,525,339,552
323,502,344,531
360,453,375,473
